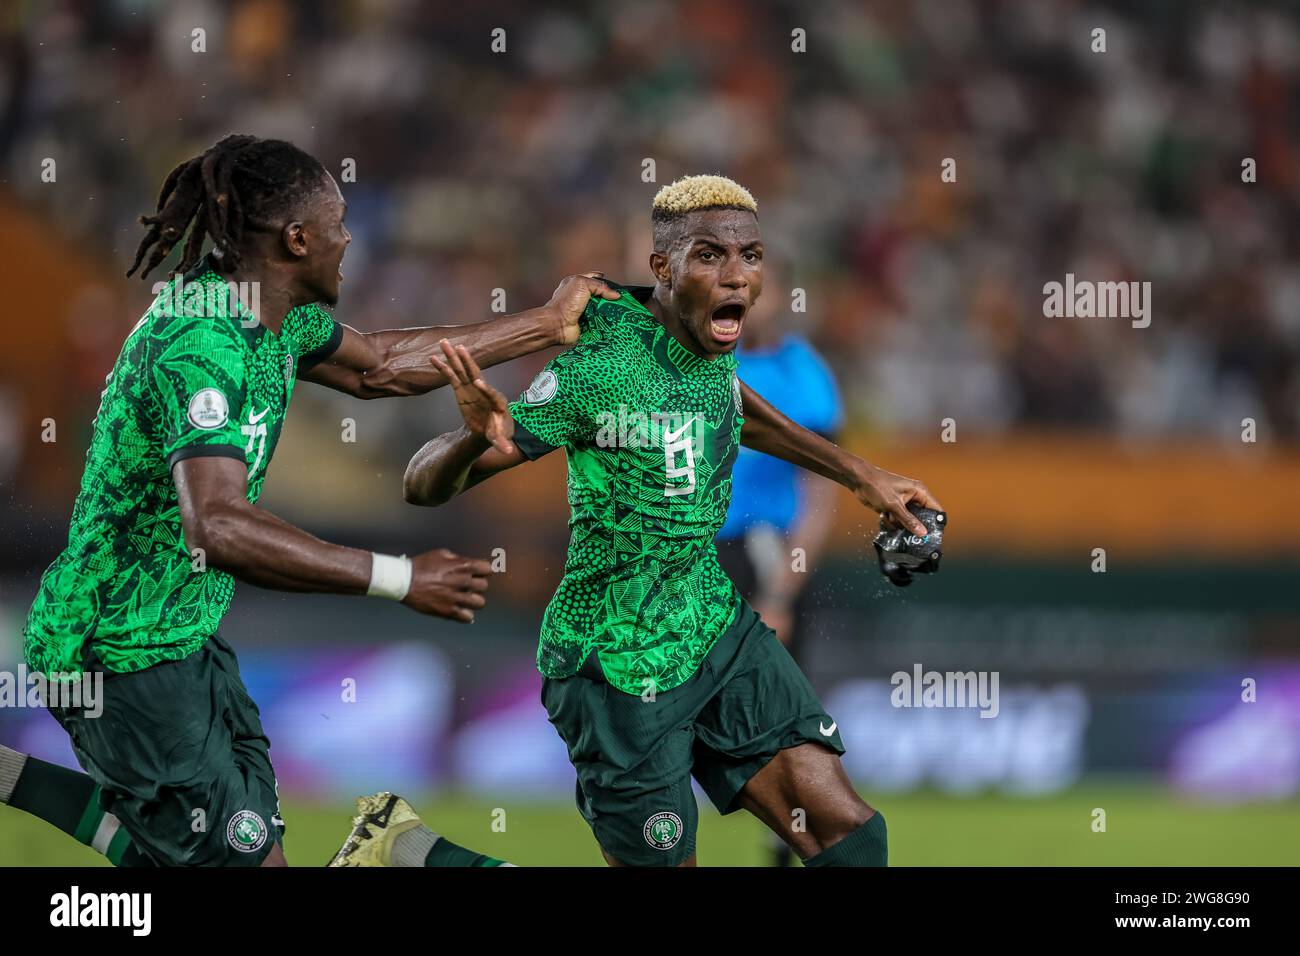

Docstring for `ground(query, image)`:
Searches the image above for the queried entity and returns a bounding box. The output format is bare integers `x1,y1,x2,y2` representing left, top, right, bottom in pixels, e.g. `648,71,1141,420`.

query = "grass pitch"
3,782,1297,866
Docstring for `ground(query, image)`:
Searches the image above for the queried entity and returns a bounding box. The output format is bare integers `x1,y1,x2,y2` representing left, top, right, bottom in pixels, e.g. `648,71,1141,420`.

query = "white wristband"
367,553,413,601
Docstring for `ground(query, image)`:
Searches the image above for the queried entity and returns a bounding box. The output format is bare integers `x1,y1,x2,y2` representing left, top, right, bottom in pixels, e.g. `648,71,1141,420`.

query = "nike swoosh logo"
663,418,698,444
819,720,837,737
248,407,270,424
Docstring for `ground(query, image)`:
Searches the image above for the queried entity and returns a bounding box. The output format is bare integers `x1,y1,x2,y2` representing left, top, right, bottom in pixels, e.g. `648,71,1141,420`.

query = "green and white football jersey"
510,286,744,696
23,256,342,675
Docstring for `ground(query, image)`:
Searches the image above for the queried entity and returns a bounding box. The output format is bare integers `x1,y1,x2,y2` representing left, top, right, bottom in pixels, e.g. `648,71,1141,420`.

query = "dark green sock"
2,750,152,866
803,812,888,867
424,836,509,867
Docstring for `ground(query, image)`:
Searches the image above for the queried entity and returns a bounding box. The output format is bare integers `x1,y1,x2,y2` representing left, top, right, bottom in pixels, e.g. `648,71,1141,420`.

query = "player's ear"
282,221,308,259
649,250,670,285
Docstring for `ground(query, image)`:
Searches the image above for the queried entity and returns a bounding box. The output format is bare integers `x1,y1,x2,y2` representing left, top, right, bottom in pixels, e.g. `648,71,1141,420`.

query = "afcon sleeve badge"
187,387,229,429
523,369,558,406
873,502,946,588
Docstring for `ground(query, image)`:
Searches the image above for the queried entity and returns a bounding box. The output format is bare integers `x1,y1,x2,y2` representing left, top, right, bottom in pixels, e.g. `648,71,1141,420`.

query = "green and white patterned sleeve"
151,317,250,469
509,341,616,459
285,302,344,372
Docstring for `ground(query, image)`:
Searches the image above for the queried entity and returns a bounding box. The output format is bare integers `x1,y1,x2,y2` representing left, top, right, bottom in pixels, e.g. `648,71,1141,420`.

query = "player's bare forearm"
174,458,372,593
739,381,861,486
738,380,943,536
405,340,531,506
189,500,373,592
303,275,619,399
303,308,559,399
403,426,495,507
175,455,494,621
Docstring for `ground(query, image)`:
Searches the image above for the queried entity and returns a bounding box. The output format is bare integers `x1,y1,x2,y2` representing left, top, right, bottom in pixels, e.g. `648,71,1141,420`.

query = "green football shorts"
51,633,284,866
541,598,845,866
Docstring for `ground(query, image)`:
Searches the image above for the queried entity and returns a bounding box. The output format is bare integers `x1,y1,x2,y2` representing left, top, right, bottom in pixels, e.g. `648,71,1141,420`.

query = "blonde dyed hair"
651,175,757,217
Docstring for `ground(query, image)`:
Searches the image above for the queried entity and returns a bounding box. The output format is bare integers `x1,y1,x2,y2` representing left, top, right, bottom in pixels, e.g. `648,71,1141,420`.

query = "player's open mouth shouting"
708,300,747,347
668,212,764,357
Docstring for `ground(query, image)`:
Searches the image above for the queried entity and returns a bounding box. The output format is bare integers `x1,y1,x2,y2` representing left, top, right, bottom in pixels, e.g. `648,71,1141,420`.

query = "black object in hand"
873,504,946,588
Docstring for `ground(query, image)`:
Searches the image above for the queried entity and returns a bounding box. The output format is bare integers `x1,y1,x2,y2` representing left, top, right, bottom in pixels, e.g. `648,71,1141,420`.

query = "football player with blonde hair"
339,174,942,867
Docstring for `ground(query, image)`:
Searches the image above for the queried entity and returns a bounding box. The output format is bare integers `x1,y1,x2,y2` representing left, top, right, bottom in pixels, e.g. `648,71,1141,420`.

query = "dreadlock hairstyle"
126,135,328,280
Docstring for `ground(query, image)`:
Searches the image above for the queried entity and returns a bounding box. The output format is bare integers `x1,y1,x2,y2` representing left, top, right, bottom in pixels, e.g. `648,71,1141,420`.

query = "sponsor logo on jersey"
226,810,268,853
187,387,229,430
523,369,558,406
644,811,683,850
662,417,698,447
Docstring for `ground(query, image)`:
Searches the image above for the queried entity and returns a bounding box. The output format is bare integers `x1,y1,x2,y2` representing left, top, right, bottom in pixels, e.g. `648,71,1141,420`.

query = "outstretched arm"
174,456,492,621
302,274,618,399
403,426,525,506
738,380,942,537
403,340,528,506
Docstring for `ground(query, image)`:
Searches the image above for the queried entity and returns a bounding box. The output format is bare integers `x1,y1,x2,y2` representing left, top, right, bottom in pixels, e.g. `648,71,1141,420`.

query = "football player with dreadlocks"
0,134,614,867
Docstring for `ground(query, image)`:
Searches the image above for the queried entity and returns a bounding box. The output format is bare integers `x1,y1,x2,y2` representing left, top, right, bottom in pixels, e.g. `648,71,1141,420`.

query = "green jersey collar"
609,280,734,376
171,254,262,333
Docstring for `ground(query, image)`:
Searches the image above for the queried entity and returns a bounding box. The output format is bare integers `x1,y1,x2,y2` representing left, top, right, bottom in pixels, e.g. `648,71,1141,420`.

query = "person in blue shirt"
715,270,844,866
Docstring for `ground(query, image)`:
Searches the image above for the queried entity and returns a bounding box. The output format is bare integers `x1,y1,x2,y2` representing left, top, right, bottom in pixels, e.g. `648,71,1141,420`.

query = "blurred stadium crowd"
1,0,1298,495
2,0,1300,826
